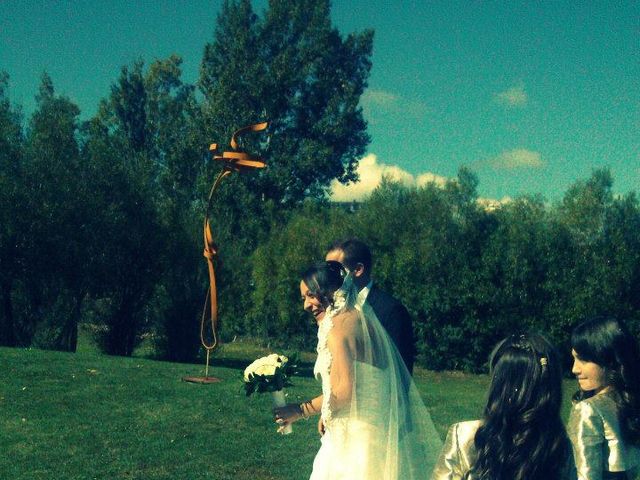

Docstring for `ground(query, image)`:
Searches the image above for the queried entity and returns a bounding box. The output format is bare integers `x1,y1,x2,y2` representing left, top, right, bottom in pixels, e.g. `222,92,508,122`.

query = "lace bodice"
314,312,335,425
312,276,356,426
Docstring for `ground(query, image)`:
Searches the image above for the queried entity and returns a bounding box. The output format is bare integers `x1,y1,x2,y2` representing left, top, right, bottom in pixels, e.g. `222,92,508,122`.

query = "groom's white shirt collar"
357,280,373,307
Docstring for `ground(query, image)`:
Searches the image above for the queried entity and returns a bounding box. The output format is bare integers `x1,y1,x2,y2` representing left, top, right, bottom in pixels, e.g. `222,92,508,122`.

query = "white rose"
255,364,277,376
244,353,287,381
267,353,287,365
244,358,262,381
266,354,282,366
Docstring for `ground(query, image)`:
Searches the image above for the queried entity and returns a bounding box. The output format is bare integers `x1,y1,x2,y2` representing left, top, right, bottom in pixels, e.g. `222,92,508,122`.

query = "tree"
0,72,24,346
249,202,354,346
604,193,640,305
557,168,614,246
19,73,88,351
353,170,498,371
200,0,372,203
589,192,640,326
553,169,616,323
198,0,373,340
82,56,206,358
82,64,165,356
480,197,551,339
144,56,206,361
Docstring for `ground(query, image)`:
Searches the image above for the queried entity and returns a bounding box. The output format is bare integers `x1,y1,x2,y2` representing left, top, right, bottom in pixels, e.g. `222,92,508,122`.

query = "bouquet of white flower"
243,353,297,434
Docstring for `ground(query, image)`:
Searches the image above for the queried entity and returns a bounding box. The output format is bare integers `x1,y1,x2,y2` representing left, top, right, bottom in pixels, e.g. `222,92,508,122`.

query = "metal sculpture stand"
183,122,268,384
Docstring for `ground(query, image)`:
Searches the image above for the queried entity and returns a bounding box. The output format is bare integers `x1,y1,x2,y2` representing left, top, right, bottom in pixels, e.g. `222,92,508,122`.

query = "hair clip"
512,334,534,353
540,357,548,367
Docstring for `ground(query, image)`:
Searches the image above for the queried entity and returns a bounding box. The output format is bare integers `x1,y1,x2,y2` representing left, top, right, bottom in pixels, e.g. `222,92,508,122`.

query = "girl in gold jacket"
568,317,640,480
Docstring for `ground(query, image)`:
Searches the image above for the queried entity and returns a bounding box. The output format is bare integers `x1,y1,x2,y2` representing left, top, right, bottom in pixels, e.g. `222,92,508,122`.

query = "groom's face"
326,248,366,282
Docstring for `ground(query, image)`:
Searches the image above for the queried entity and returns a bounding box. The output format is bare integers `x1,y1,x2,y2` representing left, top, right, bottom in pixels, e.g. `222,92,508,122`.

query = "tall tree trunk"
57,295,82,352
104,292,139,356
0,280,17,347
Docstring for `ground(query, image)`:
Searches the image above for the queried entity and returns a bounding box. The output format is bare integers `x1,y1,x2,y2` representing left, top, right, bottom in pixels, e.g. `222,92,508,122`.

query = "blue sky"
1,1,638,202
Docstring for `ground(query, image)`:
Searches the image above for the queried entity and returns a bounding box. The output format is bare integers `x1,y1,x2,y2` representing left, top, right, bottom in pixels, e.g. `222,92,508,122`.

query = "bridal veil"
310,274,442,479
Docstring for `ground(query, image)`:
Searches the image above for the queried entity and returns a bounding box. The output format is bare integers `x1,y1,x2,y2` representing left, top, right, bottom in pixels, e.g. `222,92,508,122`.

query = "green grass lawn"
0,337,578,480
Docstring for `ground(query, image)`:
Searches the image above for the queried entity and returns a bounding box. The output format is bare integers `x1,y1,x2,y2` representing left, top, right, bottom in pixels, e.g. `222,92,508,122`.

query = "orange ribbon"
200,122,268,374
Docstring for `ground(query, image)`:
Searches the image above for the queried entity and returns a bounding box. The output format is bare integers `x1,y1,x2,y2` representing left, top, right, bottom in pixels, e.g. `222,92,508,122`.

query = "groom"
325,238,415,374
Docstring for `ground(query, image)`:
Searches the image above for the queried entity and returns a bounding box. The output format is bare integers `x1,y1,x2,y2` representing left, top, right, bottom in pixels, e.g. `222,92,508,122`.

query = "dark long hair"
301,260,346,307
571,316,640,445
465,333,571,480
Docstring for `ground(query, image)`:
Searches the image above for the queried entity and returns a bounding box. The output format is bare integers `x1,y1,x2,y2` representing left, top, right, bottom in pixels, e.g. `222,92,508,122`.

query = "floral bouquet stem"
271,389,292,435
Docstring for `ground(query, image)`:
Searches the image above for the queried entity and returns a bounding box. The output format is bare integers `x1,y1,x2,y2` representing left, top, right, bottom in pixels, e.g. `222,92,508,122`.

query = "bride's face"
300,280,326,323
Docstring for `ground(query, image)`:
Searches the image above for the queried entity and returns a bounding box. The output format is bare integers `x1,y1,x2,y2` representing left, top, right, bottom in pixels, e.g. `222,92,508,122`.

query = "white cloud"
360,89,428,121
330,154,446,202
490,149,544,170
361,89,399,108
416,172,448,188
331,154,515,210
495,85,528,107
477,196,513,211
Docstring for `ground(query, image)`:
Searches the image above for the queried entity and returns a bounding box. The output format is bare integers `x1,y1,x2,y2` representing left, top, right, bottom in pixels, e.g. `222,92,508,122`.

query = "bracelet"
299,401,316,419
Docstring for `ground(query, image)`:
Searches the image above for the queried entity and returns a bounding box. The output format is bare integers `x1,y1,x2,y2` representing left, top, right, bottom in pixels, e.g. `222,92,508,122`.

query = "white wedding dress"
309,279,442,480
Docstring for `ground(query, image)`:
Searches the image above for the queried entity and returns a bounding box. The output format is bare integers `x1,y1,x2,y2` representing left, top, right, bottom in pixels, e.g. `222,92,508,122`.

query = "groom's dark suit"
366,285,415,374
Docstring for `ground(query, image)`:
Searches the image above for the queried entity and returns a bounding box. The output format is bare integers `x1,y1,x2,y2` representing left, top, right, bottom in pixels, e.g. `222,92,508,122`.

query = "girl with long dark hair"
432,333,575,480
568,316,640,479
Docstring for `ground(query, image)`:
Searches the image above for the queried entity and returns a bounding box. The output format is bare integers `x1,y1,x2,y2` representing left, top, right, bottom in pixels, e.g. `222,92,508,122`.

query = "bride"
274,261,442,479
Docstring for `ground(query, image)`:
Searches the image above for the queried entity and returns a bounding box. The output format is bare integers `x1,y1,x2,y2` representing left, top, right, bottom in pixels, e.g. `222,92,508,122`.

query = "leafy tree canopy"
200,0,373,206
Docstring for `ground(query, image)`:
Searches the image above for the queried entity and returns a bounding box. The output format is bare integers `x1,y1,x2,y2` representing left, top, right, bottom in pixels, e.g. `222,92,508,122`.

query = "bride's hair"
465,333,571,480
571,316,640,445
301,261,346,307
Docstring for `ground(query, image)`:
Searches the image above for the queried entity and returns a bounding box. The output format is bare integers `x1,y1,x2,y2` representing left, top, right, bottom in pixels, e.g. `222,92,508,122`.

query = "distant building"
330,200,361,213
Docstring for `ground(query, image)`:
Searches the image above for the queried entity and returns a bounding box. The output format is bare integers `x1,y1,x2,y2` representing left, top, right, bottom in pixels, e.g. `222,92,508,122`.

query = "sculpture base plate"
182,376,222,384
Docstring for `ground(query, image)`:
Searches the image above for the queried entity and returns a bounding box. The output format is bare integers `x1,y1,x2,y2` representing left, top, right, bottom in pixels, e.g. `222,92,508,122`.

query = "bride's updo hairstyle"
465,333,571,480
301,261,347,307
571,316,640,444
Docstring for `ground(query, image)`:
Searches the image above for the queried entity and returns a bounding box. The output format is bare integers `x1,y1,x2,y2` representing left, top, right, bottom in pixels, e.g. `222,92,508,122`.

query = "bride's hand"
317,417,325,436
273,403,302,429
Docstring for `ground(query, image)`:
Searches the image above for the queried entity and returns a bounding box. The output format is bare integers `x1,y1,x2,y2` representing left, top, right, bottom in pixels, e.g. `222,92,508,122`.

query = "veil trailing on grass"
310,274,443,479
